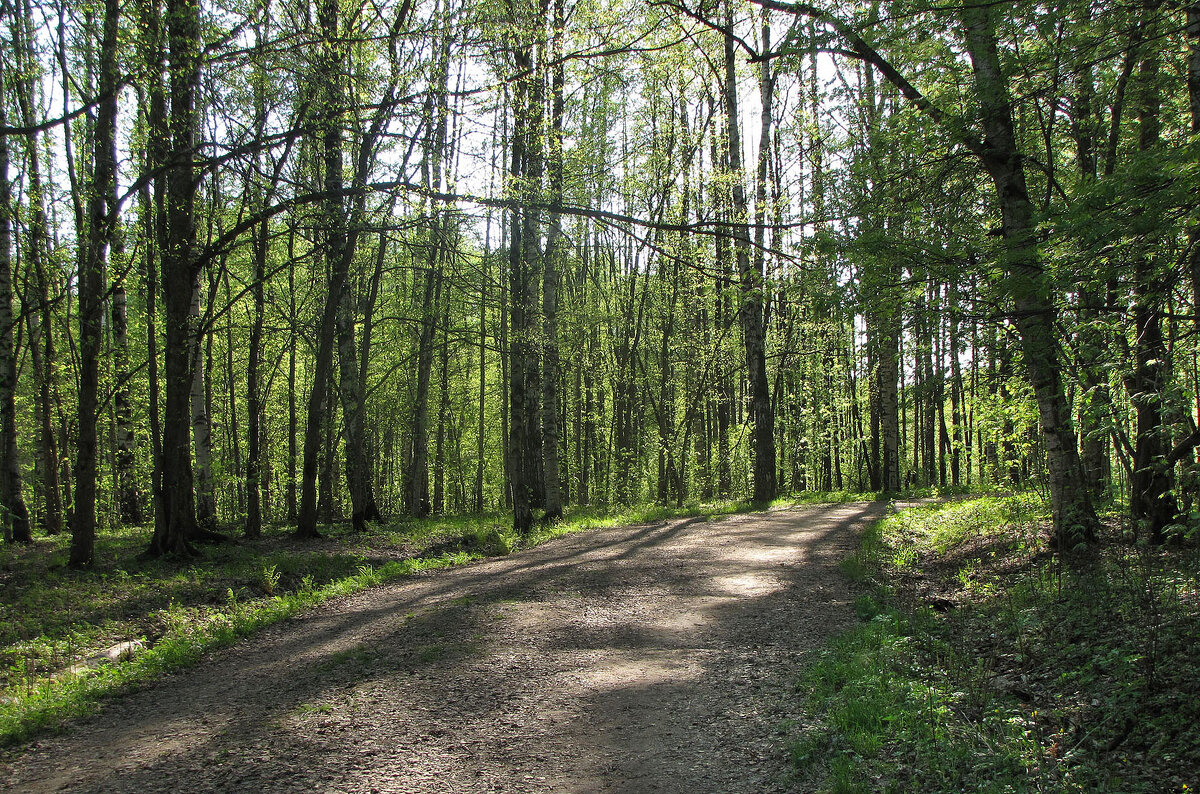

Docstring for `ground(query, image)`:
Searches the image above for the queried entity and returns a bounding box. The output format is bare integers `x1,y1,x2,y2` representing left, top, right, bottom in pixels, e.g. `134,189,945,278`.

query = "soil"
0,501,884,793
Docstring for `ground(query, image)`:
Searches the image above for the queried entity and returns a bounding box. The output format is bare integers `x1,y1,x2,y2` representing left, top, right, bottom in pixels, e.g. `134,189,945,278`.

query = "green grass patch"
792,493,1200,793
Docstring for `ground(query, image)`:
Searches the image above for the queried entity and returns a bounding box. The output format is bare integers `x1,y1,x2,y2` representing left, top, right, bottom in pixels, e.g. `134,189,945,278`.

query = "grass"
0,493,844,748
793,494,1200,793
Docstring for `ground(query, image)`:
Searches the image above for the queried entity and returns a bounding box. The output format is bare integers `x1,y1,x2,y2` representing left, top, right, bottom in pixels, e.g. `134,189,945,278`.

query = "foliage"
793,496,1200,793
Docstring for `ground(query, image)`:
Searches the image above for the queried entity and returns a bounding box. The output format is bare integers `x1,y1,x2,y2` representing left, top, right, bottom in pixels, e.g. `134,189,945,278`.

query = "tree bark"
961,3,1097,546
0,63,31,544
189,277,217,527
724,1,777,502
245,212,267,538
1189,2,1200,341
297,0,355,536
148,0,204,556
1126,6,1176,542
541,0,566,520
69,0,120,562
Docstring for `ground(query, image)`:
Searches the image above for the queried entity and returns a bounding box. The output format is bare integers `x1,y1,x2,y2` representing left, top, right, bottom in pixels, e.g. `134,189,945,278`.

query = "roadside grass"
0,494,837,747
793,494,1200,793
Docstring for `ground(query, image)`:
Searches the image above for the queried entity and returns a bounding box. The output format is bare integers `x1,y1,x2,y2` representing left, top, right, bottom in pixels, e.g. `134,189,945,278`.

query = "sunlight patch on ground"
711,572,781,597
573,651,699,693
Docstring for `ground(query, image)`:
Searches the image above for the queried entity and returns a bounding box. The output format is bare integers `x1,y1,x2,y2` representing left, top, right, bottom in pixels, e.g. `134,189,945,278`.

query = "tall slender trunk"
507,36,544,533
948,280,964,488
433,298,451,515
245,214,267,537
476,261,488,512
541,0,566,520
11,13,62,534
1189,3,1200,341
189,278,217,526
1127,7,1176,542
109,116,140,525
0,64,31,544
724,1,776,502
409,261,442,517
287,229,298,522
1073,64,1112,499
69,0,120,562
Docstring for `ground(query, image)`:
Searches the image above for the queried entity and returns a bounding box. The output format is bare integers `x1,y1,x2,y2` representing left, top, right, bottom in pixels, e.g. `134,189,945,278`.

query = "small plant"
257,563,281,595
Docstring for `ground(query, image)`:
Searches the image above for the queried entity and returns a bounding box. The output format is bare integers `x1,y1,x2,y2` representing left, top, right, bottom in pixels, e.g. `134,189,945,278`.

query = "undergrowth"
792,494,1200,793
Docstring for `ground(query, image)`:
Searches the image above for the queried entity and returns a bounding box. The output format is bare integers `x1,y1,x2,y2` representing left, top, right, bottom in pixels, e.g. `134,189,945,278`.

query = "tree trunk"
961,4,1097,546
507,36,545,534
189,277,217,526
287,230,298,523
1189,3,1200,341
724,1,776,502
297,0,355,537
433,294,451,515
1126,11,1176,542
409,261,442,518
541,0,566,521
68,0,120,561
148,0,205,556
245,214,267,538
0,66,31,544
1071,63,1113,500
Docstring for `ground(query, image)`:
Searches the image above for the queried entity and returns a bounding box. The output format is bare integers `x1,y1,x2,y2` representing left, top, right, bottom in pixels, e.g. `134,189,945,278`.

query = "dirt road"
1,502,884,793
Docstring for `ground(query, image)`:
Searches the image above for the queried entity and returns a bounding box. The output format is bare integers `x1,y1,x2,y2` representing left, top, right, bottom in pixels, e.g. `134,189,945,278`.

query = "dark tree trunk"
245,215,267,538
409,260,442,518
507,35,545,534
0,66,31,544
148,0,204,557
298,0,356,536
69,0,120,562
1126,13,1176,542
541,0,566,521
1189,3,1200,341
724,2,776,503
1073,65,1113,499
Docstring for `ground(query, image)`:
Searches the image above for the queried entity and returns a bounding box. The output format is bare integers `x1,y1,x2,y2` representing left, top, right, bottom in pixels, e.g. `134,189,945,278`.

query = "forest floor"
0,501,885,793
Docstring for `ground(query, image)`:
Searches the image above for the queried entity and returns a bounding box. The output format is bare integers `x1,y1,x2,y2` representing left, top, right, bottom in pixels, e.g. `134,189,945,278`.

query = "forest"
0,0,1198,788
0,0,1195,556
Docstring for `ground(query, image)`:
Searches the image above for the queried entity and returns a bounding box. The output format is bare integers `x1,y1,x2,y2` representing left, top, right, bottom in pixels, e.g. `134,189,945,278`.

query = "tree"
0,53,30,544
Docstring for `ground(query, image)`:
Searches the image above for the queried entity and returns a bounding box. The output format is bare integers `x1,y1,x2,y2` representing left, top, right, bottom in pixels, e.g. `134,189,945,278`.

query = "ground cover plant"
791,495,1200,793
0,497,794,747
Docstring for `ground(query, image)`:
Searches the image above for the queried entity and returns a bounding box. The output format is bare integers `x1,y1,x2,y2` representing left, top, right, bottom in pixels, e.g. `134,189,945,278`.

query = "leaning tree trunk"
961,3,1097,546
